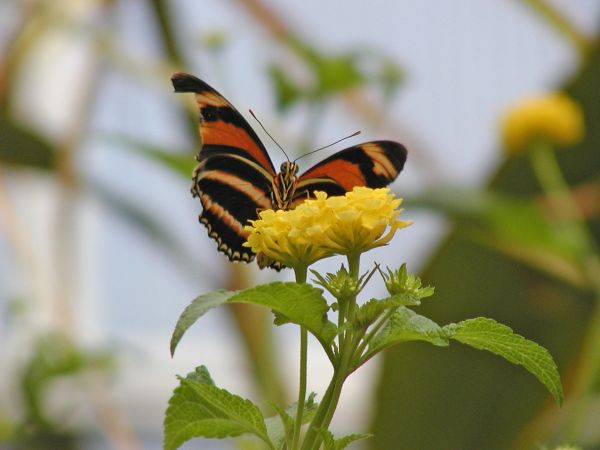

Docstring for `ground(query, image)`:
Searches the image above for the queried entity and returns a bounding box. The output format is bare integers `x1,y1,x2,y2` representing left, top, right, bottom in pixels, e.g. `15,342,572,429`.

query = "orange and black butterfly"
171,72,407,267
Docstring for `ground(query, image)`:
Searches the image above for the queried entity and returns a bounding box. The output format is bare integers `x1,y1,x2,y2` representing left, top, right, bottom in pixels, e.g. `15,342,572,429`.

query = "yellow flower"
245,206,334,268
244,187,411,269
501,93,584,154
311,187,411,256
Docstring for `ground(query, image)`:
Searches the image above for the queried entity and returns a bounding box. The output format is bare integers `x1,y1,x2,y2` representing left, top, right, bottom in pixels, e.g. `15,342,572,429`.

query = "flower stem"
529,140,600,441
300,253,362,450
347,252,361,279
292,265,308,450
292,327,308,449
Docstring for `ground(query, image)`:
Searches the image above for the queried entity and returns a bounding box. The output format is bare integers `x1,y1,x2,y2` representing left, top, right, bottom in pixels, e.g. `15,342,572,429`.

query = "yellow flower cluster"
501,93,584,154
244,187,411,269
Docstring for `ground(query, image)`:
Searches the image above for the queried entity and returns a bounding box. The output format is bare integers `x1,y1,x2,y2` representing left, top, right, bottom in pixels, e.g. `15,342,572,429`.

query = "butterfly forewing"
172,73,276,263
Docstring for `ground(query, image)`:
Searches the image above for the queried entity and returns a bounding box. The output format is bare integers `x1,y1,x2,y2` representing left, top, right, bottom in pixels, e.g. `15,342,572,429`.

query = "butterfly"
171,72,407,268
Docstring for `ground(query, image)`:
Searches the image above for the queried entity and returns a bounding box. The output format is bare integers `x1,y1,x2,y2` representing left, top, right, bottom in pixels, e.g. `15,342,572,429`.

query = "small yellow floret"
244,187,411,269
501,93,584,154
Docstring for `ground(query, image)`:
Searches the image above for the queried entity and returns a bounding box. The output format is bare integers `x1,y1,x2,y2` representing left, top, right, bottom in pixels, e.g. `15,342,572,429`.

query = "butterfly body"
172,72,407,267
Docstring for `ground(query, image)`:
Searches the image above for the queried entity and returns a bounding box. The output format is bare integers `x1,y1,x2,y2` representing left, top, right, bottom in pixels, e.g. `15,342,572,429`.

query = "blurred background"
1,1,599,449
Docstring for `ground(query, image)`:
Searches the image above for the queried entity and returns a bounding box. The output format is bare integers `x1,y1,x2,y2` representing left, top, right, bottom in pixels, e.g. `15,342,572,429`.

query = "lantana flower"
501,93,584,154
244,187,411,269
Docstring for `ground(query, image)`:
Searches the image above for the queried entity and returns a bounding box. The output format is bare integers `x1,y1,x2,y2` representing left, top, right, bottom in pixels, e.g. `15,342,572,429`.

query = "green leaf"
407,188,586,287
266,404,294,450
444,318,563,404
355,293,422,328
319,429,372,450
229,283,337,344
164,366,273,450
0,114,55,170
266,394,318,450
268,65,303,111
170,290,236,356
366,307,448,358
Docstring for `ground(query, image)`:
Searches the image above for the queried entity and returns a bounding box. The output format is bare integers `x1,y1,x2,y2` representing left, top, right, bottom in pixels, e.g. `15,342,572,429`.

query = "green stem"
529,140,596,255
529,141,600,441
300,253,362,450
354,307,398,369
300,339,354,450
292,265,308,449
347,252,361,279
292,327,308,449
562,298,600,441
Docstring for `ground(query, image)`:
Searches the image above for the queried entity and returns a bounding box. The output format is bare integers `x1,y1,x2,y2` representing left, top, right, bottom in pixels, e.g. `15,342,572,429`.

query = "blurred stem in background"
508,3,600,446
150,0,289,410
529,140,600,444
234,0,439,180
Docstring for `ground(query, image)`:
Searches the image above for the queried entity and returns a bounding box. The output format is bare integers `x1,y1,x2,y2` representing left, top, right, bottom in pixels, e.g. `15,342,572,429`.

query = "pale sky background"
1,1,599,449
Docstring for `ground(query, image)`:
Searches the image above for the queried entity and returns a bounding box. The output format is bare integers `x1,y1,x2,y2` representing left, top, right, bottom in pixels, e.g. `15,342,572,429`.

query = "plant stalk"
300,253,361,450
292,265,308,449
530,140,600,442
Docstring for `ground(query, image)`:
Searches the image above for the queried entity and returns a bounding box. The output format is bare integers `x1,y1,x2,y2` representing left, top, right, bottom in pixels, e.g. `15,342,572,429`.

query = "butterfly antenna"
249,109,291,162
294,130,361,162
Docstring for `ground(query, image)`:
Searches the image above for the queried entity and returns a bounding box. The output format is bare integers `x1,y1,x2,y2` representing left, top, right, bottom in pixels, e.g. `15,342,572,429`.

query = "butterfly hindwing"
172,72,276,263
293,140,407,202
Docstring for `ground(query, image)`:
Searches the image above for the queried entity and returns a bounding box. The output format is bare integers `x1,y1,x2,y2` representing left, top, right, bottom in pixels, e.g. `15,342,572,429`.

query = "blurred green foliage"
372,40,600,450
1,333,113,450
269,43,403,111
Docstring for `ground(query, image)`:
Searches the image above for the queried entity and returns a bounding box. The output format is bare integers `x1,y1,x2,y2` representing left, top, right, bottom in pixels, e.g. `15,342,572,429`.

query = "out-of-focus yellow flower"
501,93,584,154
244,187,411,269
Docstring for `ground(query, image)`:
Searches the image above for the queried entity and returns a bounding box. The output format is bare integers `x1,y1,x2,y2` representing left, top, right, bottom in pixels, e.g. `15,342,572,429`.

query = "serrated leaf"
170,290,236,356
444,318,563,404
266,393,318,450
266,404,294,450
186,365,215,385
164,367,273,450
366,307,448,359
319,429,372,450
229,282,337,344
355,294,419,329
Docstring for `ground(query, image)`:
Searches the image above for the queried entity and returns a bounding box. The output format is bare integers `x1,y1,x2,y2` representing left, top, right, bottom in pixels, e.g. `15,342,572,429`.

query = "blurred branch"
0,0,49,112
85,373,142,450
148,0,186,65
0,169,44,304
86,177,214,283
522,0,594,59
234,0,440,182
148,0,288,409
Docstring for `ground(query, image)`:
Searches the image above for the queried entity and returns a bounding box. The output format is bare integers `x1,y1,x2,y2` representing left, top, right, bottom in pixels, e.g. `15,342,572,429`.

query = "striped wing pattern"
172,73,276,263
172,73,408,269
293,141,407,205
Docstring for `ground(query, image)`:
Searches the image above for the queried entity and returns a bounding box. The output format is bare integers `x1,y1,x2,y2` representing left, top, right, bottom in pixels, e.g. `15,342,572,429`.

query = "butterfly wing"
293,140,407,203
172,73,276,263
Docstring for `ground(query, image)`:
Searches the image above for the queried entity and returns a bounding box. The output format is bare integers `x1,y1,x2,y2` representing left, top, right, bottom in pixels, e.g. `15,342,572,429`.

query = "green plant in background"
0,332,113,450
164,187,562,450
500,92,600,445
